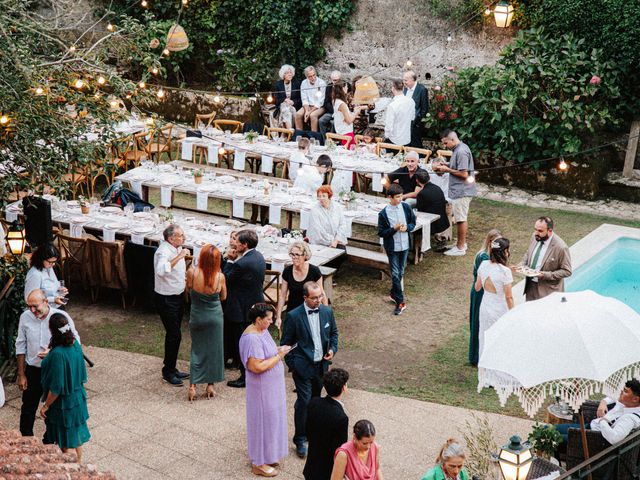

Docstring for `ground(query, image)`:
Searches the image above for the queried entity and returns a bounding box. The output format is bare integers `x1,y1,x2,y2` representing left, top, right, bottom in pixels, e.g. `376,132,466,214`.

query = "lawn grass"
72,195,640,419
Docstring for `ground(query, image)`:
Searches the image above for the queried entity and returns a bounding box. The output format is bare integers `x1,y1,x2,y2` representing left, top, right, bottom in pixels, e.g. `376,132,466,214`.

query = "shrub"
424,27,621,162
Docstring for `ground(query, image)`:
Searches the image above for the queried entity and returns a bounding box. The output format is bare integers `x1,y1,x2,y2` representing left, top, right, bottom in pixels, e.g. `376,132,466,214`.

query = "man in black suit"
225,229,266,388
303,368,349,480
281,281,339,458
403,70,429,148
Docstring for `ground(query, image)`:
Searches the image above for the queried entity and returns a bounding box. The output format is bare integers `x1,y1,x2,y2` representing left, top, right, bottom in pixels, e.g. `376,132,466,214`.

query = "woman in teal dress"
469,229,501,366
186,244,227,401
421,438,469,480
40,313,90,462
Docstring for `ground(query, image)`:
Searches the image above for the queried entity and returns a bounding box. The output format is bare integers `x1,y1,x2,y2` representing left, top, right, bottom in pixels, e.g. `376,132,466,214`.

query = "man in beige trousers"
519,216,572,301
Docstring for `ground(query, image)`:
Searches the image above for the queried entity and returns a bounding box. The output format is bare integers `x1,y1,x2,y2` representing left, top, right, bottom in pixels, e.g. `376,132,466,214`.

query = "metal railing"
557,428,640,479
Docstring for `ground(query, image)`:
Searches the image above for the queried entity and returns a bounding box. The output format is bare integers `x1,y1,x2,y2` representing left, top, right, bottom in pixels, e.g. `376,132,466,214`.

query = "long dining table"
116,161,441,263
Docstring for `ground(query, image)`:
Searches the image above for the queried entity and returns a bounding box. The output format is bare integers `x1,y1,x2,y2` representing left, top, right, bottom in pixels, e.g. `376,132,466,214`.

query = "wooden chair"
194,112,217,130
263,269,281,307
436,149,453,158
376,142,404,156
264,127,294,142
146,124,174,163
56,232,88,290
326,132,353,148
124,131,151,169
59,163,90,199
86,238,127,309
404,146,433,160
89,155,123,196
354,134,382,145
110,136,134,172
213,119,243,134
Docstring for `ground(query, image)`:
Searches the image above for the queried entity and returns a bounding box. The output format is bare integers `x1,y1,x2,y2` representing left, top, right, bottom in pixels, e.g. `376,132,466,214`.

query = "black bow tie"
307,309,320,315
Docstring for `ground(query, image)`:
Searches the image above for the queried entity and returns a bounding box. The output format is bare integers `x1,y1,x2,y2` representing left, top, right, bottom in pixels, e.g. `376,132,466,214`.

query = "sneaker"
444,245,467,256
295,442,308,458
394,303,407,315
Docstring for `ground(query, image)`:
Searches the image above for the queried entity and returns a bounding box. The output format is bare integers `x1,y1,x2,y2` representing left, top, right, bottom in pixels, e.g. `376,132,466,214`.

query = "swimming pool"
566,237,640,313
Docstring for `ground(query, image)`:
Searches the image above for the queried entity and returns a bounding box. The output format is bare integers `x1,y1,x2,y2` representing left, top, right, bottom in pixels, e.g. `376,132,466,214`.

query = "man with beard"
517,216,572,301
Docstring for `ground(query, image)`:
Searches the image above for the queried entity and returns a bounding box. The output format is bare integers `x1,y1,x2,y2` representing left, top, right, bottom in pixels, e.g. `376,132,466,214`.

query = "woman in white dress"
474,237,514,358
332,82,364,150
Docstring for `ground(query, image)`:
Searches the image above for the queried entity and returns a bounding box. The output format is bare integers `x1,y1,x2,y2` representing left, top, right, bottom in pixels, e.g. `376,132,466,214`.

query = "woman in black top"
275,241,327,330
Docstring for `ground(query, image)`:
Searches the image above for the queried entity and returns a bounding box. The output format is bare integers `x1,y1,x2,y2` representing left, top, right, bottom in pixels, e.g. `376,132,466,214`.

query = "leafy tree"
424,28,621,162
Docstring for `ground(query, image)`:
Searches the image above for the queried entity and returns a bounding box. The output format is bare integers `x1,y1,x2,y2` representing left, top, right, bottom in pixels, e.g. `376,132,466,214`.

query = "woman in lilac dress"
240,303,292,477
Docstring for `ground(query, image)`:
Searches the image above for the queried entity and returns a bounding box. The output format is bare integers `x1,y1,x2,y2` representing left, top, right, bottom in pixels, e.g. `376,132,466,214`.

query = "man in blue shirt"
378,183,417,315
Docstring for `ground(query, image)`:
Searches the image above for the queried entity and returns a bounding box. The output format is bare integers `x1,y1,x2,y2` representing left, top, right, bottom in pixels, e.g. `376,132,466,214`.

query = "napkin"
232,197,245,218
102,228,116,242
300,207,311,230
131,180,143,197
131,234,145,245
193,244,202,266
208,143,219,164
196,191,208,211
70,223,84,238
372,173,383,192
289,160,299,179
269,203,282,225
345,217,354,238
181,141,193,161
233,151,246,171
261,155,273,173
5,208,18,223
160,186,172,207
271,258,286,273
420,218,431,252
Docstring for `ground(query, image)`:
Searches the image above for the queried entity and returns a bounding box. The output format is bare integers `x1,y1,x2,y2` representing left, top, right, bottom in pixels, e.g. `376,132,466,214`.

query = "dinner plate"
132,225,154,234
133,212,150,218
231,133,244,139
217,175,236,184
517,266,540,277
234,189,254,198
193,239,207,247
104,223,123,230
343,211,360,217
102,206,122,214
67,200,80,207
272,253,289,262
269,195,292,205
70,216,91,223
198,184,217,192
159,176,181,186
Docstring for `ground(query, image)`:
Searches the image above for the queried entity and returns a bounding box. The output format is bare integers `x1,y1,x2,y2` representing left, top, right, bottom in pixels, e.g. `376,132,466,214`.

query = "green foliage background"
112,0,356,89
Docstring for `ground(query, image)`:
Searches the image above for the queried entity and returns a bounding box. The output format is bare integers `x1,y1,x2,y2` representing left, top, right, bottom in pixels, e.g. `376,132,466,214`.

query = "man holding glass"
15,289,80,437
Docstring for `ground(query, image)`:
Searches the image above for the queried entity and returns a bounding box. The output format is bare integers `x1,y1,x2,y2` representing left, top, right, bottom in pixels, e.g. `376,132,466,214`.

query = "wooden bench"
345,245,389,278
319,266,337,303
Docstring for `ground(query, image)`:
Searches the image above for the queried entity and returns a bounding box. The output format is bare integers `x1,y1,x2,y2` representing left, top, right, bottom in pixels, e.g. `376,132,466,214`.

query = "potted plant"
527,422,563,460
78,196,90,214
245,130,258,144
193,168,203,184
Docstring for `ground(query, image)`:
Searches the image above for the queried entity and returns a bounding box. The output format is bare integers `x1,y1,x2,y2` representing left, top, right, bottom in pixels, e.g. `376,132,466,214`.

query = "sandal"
251,465,278,477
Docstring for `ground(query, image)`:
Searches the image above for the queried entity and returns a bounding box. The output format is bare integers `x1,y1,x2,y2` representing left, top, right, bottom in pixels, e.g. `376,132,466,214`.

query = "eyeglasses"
307,294,324,301
289,253,304,258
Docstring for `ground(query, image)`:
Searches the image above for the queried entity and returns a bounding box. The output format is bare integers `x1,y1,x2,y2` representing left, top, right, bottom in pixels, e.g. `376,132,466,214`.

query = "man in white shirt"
294,154,333,195
295,66,327,133
556,379,640,447
289,137,311,180
154,224,189,386
15,289,80,437
384,78,415,146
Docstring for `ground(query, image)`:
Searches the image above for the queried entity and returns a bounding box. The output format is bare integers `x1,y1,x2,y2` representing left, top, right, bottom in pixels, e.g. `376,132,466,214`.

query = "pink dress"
334,440,380,480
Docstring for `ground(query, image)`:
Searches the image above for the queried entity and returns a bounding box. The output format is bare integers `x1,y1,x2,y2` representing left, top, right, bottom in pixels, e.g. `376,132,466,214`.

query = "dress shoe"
163,374,184,387
295,442,307,458
175,370,190,379
227,378,246,388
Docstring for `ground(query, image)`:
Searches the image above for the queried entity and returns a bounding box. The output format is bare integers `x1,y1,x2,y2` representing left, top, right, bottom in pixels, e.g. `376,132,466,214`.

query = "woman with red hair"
186,244,227,401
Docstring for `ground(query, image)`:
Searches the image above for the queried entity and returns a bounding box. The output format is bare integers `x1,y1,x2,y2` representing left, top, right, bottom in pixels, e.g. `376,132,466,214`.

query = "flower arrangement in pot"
78,196,90,214
527,422,563,460
245,130,258,144
193,168,203,184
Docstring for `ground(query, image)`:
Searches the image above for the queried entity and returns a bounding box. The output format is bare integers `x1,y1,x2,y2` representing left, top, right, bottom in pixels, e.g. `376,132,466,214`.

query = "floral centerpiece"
325,139,336,151
158,208,174,224
245,130,259,144
78,196,90,214
192,168,203,184
339,190,357,209
283,229,304,242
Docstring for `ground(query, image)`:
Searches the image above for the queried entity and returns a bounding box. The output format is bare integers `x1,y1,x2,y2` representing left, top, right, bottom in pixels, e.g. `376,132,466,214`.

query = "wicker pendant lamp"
166,24,189,51
353,76,380,105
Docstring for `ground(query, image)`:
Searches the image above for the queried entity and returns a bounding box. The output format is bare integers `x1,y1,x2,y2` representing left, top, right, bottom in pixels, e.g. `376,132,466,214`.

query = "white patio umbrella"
478,290,640,417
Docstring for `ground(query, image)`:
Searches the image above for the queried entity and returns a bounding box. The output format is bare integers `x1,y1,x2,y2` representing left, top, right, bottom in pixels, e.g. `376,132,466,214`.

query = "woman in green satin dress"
186,244,227,401
468,229,501,366
40,313,90,462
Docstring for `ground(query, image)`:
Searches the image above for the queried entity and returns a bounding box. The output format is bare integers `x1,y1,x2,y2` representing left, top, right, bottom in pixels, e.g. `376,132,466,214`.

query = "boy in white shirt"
289,137,311,180
294,155,333,195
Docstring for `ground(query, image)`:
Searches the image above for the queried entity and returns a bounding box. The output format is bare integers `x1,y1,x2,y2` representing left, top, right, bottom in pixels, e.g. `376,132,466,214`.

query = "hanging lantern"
166,24,189,52
6,221,27,256
353,76,380,106
498,436,533,480
494,1,514,28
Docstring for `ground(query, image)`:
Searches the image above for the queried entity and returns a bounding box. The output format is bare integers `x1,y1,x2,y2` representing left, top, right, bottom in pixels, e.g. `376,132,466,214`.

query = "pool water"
566,237,640,313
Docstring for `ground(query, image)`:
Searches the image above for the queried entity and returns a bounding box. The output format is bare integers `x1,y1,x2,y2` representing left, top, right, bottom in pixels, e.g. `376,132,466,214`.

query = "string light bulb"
405,59,413,68
156,88,166,99
126,93,132,99
97,76,106,85
69,45,76,52
151,67,159,75
213,94,221,103
141,0,148,6
0,115,9,125
35,87,44,95
447,33,452,42
466,174,476,184
163,48,170,56
218,146,226,155
109,98,119,108
182,0,188,5
107,23,114,31
558,158,568,171
315,89,323,100
266,94,273,103
484,7,492,15
74,79,84,89
138,81,146,89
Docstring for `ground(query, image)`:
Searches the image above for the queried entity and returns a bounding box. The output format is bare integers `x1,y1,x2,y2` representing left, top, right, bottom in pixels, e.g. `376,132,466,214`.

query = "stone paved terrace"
0,346,533,479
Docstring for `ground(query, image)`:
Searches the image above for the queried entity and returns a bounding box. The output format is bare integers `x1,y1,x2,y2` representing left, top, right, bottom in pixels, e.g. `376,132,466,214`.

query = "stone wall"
318,0,515,93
